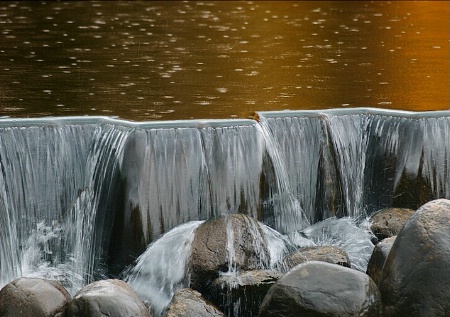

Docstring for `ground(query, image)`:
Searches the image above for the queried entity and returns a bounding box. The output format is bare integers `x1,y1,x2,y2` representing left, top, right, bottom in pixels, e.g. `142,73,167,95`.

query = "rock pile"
2,199,450,316
379,199,450,316
0,278,152,317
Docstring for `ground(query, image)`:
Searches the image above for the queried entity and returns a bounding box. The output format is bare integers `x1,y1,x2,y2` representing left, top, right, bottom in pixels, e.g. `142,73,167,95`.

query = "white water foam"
124,221,203,316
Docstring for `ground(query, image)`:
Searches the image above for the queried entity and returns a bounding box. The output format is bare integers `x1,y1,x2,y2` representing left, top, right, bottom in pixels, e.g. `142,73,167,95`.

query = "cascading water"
257,109,450,219
257,119,310,233
257,113,339,223
2,109,450,315
0,119,96,290
300,217,375,272
121,121,269,241
64,123,131,291
421,117,450,198
0,119,132,294
124,221,204,316
326,114,372,218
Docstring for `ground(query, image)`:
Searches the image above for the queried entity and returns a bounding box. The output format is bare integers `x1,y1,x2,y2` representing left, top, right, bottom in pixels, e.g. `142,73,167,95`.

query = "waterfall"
113,120,276,273
64,123,130,290
2,108,450,304
257,108,450,220
124,221,203,317
257,118,310,232
421,117,450,198
257,113,339,223
0,118,133,293
0,119,96,290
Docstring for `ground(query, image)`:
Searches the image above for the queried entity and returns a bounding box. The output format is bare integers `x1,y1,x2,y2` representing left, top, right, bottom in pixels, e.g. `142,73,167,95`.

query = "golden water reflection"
0,1,448,121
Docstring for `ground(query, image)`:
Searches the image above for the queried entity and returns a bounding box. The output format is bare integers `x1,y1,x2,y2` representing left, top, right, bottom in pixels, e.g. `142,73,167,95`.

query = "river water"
1,1,448,121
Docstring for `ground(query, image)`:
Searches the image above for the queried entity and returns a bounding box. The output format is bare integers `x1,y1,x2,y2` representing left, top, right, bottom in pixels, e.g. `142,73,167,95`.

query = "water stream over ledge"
1,108,450,312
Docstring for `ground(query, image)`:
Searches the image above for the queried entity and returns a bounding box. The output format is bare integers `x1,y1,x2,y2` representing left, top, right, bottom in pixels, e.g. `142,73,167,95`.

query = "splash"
124,221,203,316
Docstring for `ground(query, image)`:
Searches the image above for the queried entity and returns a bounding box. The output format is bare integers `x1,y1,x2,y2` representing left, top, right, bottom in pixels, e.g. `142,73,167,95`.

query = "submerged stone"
210,270,282,317
189,214,271,293
300,217,375,272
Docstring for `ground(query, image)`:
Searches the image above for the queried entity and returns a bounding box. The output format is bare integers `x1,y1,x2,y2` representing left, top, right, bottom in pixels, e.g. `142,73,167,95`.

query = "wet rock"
0,277,71,317
281,245,351,271
164,288,224,317
67,279,151,317
370,207,414,241
189,214,270,292
379,199,450,316
210,270,282,317
259,261,381,317
366,236,396,286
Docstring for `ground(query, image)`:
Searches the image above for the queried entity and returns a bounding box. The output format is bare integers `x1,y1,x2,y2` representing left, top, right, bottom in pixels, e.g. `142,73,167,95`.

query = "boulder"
259,261,381,317
67,279,151,317
379,199,450,316
0,277,71,317
210,270,282,317
281,245,351,271
370,207,414,241
366,236,396,286
189,214,270,292
163,288,224,317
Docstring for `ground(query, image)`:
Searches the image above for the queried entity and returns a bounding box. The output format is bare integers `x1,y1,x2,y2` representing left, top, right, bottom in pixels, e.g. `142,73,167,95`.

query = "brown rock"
370,207,415,241
67,279,151,317
379,199,450,316
281,245,351,272
0,277,71,317
189,214,270,292
164,288,224,317
259,261,381,317
366,236,396,286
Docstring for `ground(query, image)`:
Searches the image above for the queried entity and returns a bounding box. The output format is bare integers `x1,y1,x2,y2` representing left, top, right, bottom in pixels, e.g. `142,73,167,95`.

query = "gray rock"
67,279,151,317
379,199,450,316
281,245,351,271
164,288,224,317
0,277,71,317
189,214,270,292
370,207,415,241
210,270,282,317
366,236,396,286
259,261,381,317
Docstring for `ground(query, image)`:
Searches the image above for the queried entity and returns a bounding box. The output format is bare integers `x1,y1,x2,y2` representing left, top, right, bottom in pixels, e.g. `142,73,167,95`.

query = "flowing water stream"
0,2,448,315
1,108,450,315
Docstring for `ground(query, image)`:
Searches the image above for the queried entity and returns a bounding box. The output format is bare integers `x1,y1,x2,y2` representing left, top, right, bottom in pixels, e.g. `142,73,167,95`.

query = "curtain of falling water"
325,114,373,218
257,114,341,223
257,110,450,220
64,124,130,291
3,110,450,296
118,123,268,246
107,120,285,273
256,119,310,233
421,117,450,198
0,122,95,289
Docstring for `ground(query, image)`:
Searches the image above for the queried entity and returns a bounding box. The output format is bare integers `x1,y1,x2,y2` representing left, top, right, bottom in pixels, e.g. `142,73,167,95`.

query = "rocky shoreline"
2,199,450,316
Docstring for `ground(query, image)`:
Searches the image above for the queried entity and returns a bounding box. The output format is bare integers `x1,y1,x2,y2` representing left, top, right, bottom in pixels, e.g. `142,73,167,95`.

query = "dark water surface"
1,1,448,121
